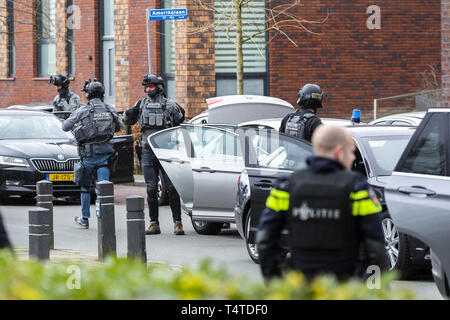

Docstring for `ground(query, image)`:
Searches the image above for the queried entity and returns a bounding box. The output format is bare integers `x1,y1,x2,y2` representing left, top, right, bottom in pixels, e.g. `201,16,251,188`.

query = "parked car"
370,111,425,126
187,95,295,126
7,102,53,113
385,108,450,298
156,95,296,206
188,110,208,124
238,117,356,130
0,109,133,202
235,125,430,278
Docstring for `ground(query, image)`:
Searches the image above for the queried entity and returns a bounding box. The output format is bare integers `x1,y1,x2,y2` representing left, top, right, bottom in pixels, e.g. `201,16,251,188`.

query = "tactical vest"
287,169,360,263
285,112,315,140
54,95,71,111
73,101,115,145
139,97,172,131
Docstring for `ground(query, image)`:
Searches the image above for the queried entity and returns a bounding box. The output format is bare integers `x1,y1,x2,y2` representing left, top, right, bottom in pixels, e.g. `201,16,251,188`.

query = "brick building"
0,0,443,120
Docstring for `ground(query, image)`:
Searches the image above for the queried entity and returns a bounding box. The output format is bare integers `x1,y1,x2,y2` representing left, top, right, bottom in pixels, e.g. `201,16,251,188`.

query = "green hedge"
0,250,414,300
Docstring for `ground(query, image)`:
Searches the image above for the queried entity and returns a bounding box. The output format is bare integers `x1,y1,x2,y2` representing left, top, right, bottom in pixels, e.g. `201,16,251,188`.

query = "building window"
162,0,175,99
215,0,267,96
7,0,14,77
37,0,57,77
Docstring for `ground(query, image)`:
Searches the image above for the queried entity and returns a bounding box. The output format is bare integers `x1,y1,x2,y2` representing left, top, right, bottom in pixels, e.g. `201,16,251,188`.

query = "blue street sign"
96,200,101,218
149,8,188,21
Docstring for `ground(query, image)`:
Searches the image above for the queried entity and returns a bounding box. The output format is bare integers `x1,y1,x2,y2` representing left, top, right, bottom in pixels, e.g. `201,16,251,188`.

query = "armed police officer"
256,125,388,282
49,74,81,114
280,83,324,143
123,74,185,235
62,79,122,229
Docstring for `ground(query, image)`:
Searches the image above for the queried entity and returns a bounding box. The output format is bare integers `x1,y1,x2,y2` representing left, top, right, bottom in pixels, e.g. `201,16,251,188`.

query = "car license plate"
46,173,74,182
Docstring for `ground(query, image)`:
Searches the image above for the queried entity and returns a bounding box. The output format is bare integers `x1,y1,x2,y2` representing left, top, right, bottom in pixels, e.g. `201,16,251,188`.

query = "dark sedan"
234,125,430,278
0,109,134,201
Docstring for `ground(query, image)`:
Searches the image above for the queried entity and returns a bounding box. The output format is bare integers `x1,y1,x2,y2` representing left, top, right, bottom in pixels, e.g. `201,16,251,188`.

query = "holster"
73,161,91,187
77,144,87,158
108,151,119,174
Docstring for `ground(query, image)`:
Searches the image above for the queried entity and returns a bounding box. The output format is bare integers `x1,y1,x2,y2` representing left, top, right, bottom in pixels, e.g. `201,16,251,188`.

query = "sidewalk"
14,248,183,271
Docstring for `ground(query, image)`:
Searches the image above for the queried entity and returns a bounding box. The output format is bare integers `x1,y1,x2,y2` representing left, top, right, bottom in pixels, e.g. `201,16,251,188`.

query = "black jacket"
279,109,323,142
0,212,12,250
256,156,388,280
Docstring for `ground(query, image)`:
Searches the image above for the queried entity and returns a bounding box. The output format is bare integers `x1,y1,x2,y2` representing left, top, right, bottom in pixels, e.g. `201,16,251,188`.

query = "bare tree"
195,0,329,95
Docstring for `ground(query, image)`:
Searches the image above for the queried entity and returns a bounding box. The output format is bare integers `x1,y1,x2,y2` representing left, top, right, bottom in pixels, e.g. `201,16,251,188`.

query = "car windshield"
361,135,412,176
0,114,73,140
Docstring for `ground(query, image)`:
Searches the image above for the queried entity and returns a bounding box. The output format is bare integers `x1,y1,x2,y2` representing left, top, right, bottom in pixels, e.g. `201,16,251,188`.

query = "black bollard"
36,180,54,249
29,207,51,261
96,181,116,260
126,195,147,262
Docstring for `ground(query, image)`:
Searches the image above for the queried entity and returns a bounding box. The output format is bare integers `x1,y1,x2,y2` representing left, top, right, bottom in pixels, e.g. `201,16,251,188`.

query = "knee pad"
147,187,159,202
166,185,177,194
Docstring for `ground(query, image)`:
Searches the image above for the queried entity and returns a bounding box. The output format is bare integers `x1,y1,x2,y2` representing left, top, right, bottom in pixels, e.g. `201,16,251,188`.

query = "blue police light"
351,109,361,125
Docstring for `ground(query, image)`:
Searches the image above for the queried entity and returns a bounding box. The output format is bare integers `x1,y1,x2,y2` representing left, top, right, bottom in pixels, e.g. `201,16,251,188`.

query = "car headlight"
0,156,30,168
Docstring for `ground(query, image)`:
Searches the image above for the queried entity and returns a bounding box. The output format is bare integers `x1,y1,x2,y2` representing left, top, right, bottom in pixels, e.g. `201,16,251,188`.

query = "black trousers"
142,146,181,223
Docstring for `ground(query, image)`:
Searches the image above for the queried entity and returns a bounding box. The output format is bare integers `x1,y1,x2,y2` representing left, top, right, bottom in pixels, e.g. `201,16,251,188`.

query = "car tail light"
237,174,241,187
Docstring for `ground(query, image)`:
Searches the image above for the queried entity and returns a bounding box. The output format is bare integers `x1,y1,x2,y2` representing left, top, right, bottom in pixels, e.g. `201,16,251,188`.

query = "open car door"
148,126,194,212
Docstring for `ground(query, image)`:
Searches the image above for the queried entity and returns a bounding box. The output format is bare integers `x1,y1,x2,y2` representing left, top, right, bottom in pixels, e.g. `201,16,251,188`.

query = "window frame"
7,0,14,77
214,0,269,96
161,0,175,99
395,113,449,177
36,0,57,77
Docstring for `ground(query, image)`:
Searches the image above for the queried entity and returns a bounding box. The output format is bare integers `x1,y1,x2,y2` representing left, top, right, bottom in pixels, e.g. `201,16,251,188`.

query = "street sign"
149,8,188,21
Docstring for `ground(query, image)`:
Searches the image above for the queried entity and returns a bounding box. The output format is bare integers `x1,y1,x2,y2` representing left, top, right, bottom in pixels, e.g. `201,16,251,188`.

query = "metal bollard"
36,180,54,249
29,207,51,261
96,181,116,260
126,195,147,262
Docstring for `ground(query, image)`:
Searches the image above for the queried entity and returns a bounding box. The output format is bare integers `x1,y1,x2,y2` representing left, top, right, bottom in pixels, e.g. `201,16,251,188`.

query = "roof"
428,108,450,113
206,95,293,109
376,111,426,119
347,125,416,138
0,109,54,116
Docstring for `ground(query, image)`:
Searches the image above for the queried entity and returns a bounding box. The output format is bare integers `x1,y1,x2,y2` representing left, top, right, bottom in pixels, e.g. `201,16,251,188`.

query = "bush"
0,250,414,300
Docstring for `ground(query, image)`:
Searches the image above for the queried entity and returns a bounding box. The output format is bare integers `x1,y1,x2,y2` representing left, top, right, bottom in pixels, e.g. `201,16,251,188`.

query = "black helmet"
82,78,105,100
297,83,323,109
49,74,70,89
142,74,164,96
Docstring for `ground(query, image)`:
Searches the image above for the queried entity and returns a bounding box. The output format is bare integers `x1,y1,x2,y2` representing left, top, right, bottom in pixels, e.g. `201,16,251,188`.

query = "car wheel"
191,219,223,235
158,173,168,206
382,211,416,279
245,209,259,264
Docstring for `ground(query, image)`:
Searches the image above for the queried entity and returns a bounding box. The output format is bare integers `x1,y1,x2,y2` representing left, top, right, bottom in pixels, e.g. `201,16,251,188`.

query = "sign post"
146,9,152,73
145,8,188,74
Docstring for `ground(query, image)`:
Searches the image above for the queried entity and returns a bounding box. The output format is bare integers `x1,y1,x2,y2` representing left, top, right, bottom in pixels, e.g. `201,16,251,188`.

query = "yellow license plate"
46,173,74,181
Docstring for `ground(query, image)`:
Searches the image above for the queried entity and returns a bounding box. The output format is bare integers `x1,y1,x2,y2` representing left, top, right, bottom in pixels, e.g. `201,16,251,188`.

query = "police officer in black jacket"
123,74,184,235
49,74,81,114
63,79,122,229
256,125,388,282
280,83,324,143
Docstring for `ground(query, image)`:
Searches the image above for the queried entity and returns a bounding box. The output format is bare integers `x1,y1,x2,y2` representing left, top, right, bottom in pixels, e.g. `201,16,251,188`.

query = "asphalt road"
0,183,444,299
